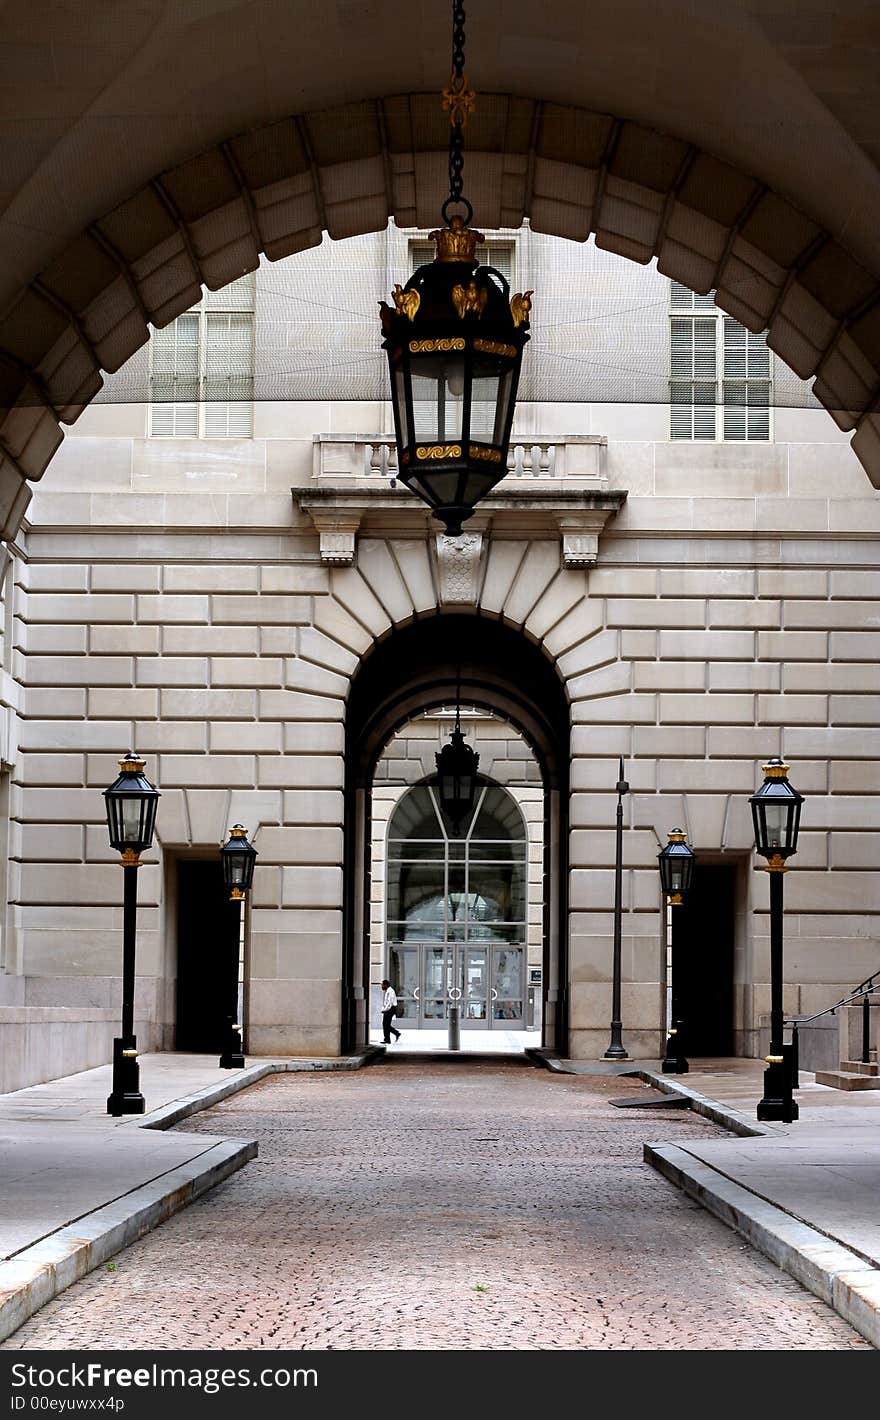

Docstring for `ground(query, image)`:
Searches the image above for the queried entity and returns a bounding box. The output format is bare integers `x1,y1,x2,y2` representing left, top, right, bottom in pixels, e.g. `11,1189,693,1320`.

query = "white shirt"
382,986,397,1011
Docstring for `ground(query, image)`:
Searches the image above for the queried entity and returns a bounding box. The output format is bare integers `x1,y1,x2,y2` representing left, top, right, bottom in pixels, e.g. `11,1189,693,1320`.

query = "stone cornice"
293,485,627,567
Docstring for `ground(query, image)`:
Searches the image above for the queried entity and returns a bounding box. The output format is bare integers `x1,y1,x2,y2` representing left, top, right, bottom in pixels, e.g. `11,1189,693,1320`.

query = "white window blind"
722,317,771,440
669,282,771,441
150,274,255,437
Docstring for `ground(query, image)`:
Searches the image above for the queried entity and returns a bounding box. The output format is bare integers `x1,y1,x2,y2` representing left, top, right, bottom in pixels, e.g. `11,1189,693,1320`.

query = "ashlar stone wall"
5,427,880,1061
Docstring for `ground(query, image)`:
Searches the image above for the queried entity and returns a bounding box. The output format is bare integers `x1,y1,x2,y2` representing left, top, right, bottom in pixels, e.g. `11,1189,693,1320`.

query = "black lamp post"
219,825,258,1069
379,0,532,536
658,828,696,1074
750,757,804,1123
103,752,160,1116
604,757,630,1060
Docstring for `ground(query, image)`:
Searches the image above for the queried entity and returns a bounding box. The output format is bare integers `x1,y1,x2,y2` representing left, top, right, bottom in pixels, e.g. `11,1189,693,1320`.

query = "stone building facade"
0,230,879,1083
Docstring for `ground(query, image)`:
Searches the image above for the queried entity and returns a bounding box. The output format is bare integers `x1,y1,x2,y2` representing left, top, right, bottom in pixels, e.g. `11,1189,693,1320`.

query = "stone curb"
136,1050,380,1130
0,1137,256,1343
646,1142,880,1349
533,1053,776,1137
637,1069,777,1139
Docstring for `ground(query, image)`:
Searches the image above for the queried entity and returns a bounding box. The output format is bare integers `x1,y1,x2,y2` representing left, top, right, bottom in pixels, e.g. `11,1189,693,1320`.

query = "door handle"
413,988,420,1000
491,988,498,1000
449,987,462,1000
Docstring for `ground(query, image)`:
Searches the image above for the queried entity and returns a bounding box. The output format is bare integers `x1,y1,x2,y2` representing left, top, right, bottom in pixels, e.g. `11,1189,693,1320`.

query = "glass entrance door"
490,945,524,1026
403,942,524,1030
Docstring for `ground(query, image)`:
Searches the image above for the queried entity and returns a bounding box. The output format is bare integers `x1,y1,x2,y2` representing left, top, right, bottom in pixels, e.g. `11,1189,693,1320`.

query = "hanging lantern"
379,0,532,537
220,824,258,900
750,758,804,865
435,697,480,835
657,829,696,906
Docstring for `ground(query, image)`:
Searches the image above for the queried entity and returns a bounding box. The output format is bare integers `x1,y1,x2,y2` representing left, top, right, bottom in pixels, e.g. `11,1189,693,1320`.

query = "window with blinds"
669,281,771,441
150,274,255,437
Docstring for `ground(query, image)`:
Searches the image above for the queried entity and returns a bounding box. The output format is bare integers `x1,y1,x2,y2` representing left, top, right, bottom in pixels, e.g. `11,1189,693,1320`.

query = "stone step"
814,1069,880,1091
839,1060,879,1075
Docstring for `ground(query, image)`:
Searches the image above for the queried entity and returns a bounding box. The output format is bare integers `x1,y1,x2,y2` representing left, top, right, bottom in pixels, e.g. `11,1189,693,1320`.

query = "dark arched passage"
342,613,570,1053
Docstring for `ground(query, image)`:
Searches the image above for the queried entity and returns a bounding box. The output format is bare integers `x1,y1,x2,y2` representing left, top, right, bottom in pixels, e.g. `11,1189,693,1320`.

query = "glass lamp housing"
381,219,530,536
221,824,258,900
435,727,480,835
750,758,804,860
103,752,160,859
658,829,695,902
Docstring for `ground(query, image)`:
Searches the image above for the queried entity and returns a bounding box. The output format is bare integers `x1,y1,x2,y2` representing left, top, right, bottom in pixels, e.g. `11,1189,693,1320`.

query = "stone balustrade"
312,433,607,485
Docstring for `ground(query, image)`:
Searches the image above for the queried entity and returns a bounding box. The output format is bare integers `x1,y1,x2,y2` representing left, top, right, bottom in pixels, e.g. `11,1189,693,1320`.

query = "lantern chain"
441,0,475,225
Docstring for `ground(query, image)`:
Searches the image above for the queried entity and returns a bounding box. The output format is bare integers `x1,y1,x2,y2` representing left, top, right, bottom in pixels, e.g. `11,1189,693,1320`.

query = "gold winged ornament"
510,290,533,328
392,284,420,322
452,279,488,319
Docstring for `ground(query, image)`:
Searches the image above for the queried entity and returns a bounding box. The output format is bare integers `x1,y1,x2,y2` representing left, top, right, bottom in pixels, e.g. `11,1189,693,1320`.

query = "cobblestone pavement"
3,1063,870,1350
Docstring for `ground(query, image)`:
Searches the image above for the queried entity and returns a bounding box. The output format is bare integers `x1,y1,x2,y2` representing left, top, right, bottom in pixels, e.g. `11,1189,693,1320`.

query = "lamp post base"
661,1025,688,1074
219,1020,245,1069
106,1036,145,1116
756,1056,799,1123
603,1030,629,1061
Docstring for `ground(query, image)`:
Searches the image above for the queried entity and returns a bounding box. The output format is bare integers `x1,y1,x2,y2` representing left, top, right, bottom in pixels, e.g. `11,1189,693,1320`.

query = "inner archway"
343,613,570,1054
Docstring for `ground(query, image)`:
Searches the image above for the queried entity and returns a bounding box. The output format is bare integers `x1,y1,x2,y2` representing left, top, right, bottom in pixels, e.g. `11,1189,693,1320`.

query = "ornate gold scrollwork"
416,445,461,460
452,280,487,319
763,853,789,873
473,339,517,358
468,445,502,462
409,338,466,353
392,284,420,321
441,74,476,128
510,290,534,328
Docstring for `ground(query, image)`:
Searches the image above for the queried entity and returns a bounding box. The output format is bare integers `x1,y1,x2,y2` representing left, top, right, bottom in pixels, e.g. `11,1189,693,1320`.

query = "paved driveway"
3,1062,869,1350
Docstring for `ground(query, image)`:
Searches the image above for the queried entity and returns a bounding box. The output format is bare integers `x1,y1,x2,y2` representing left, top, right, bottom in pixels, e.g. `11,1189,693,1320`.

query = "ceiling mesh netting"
96,225,818,408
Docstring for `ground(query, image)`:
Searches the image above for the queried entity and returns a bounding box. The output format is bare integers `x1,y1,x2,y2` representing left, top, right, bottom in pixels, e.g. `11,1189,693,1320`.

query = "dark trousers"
382,1007,400,1043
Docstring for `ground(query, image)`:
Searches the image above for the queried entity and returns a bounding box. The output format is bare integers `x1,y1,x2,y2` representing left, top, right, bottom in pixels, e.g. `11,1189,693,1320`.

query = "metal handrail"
787,972,880,1028
786,968,880,1069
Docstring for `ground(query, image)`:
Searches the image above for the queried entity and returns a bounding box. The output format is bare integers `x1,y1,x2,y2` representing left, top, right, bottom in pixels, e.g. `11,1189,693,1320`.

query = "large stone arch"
4,67,880,541
342,610,571,1054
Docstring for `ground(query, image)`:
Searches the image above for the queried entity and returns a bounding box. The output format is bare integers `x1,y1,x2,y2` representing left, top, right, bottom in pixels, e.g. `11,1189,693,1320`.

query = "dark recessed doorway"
175,860,241,1052
674,863,736,1058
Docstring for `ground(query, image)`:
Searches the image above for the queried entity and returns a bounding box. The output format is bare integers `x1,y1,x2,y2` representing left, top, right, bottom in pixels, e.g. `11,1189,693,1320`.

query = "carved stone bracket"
293,486,626,572
304,507,363,565
436,531,484,605
556,511,619,568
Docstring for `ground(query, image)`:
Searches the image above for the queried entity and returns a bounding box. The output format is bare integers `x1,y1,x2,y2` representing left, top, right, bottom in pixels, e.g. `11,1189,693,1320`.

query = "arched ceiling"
2,0,880,540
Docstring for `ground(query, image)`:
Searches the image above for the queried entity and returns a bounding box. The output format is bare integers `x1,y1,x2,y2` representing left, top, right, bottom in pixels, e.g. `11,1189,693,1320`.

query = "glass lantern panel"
764,803,788,849
393,366,410,447
461,469,499,504
493,367,516,443
121,799,143,843
412,469,462,508
469,369,501,442
669,861,684,891
228,857,246,885
410,358,465,443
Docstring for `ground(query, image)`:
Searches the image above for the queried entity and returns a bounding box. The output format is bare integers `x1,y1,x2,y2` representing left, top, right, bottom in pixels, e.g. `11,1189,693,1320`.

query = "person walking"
381,978,401,1044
